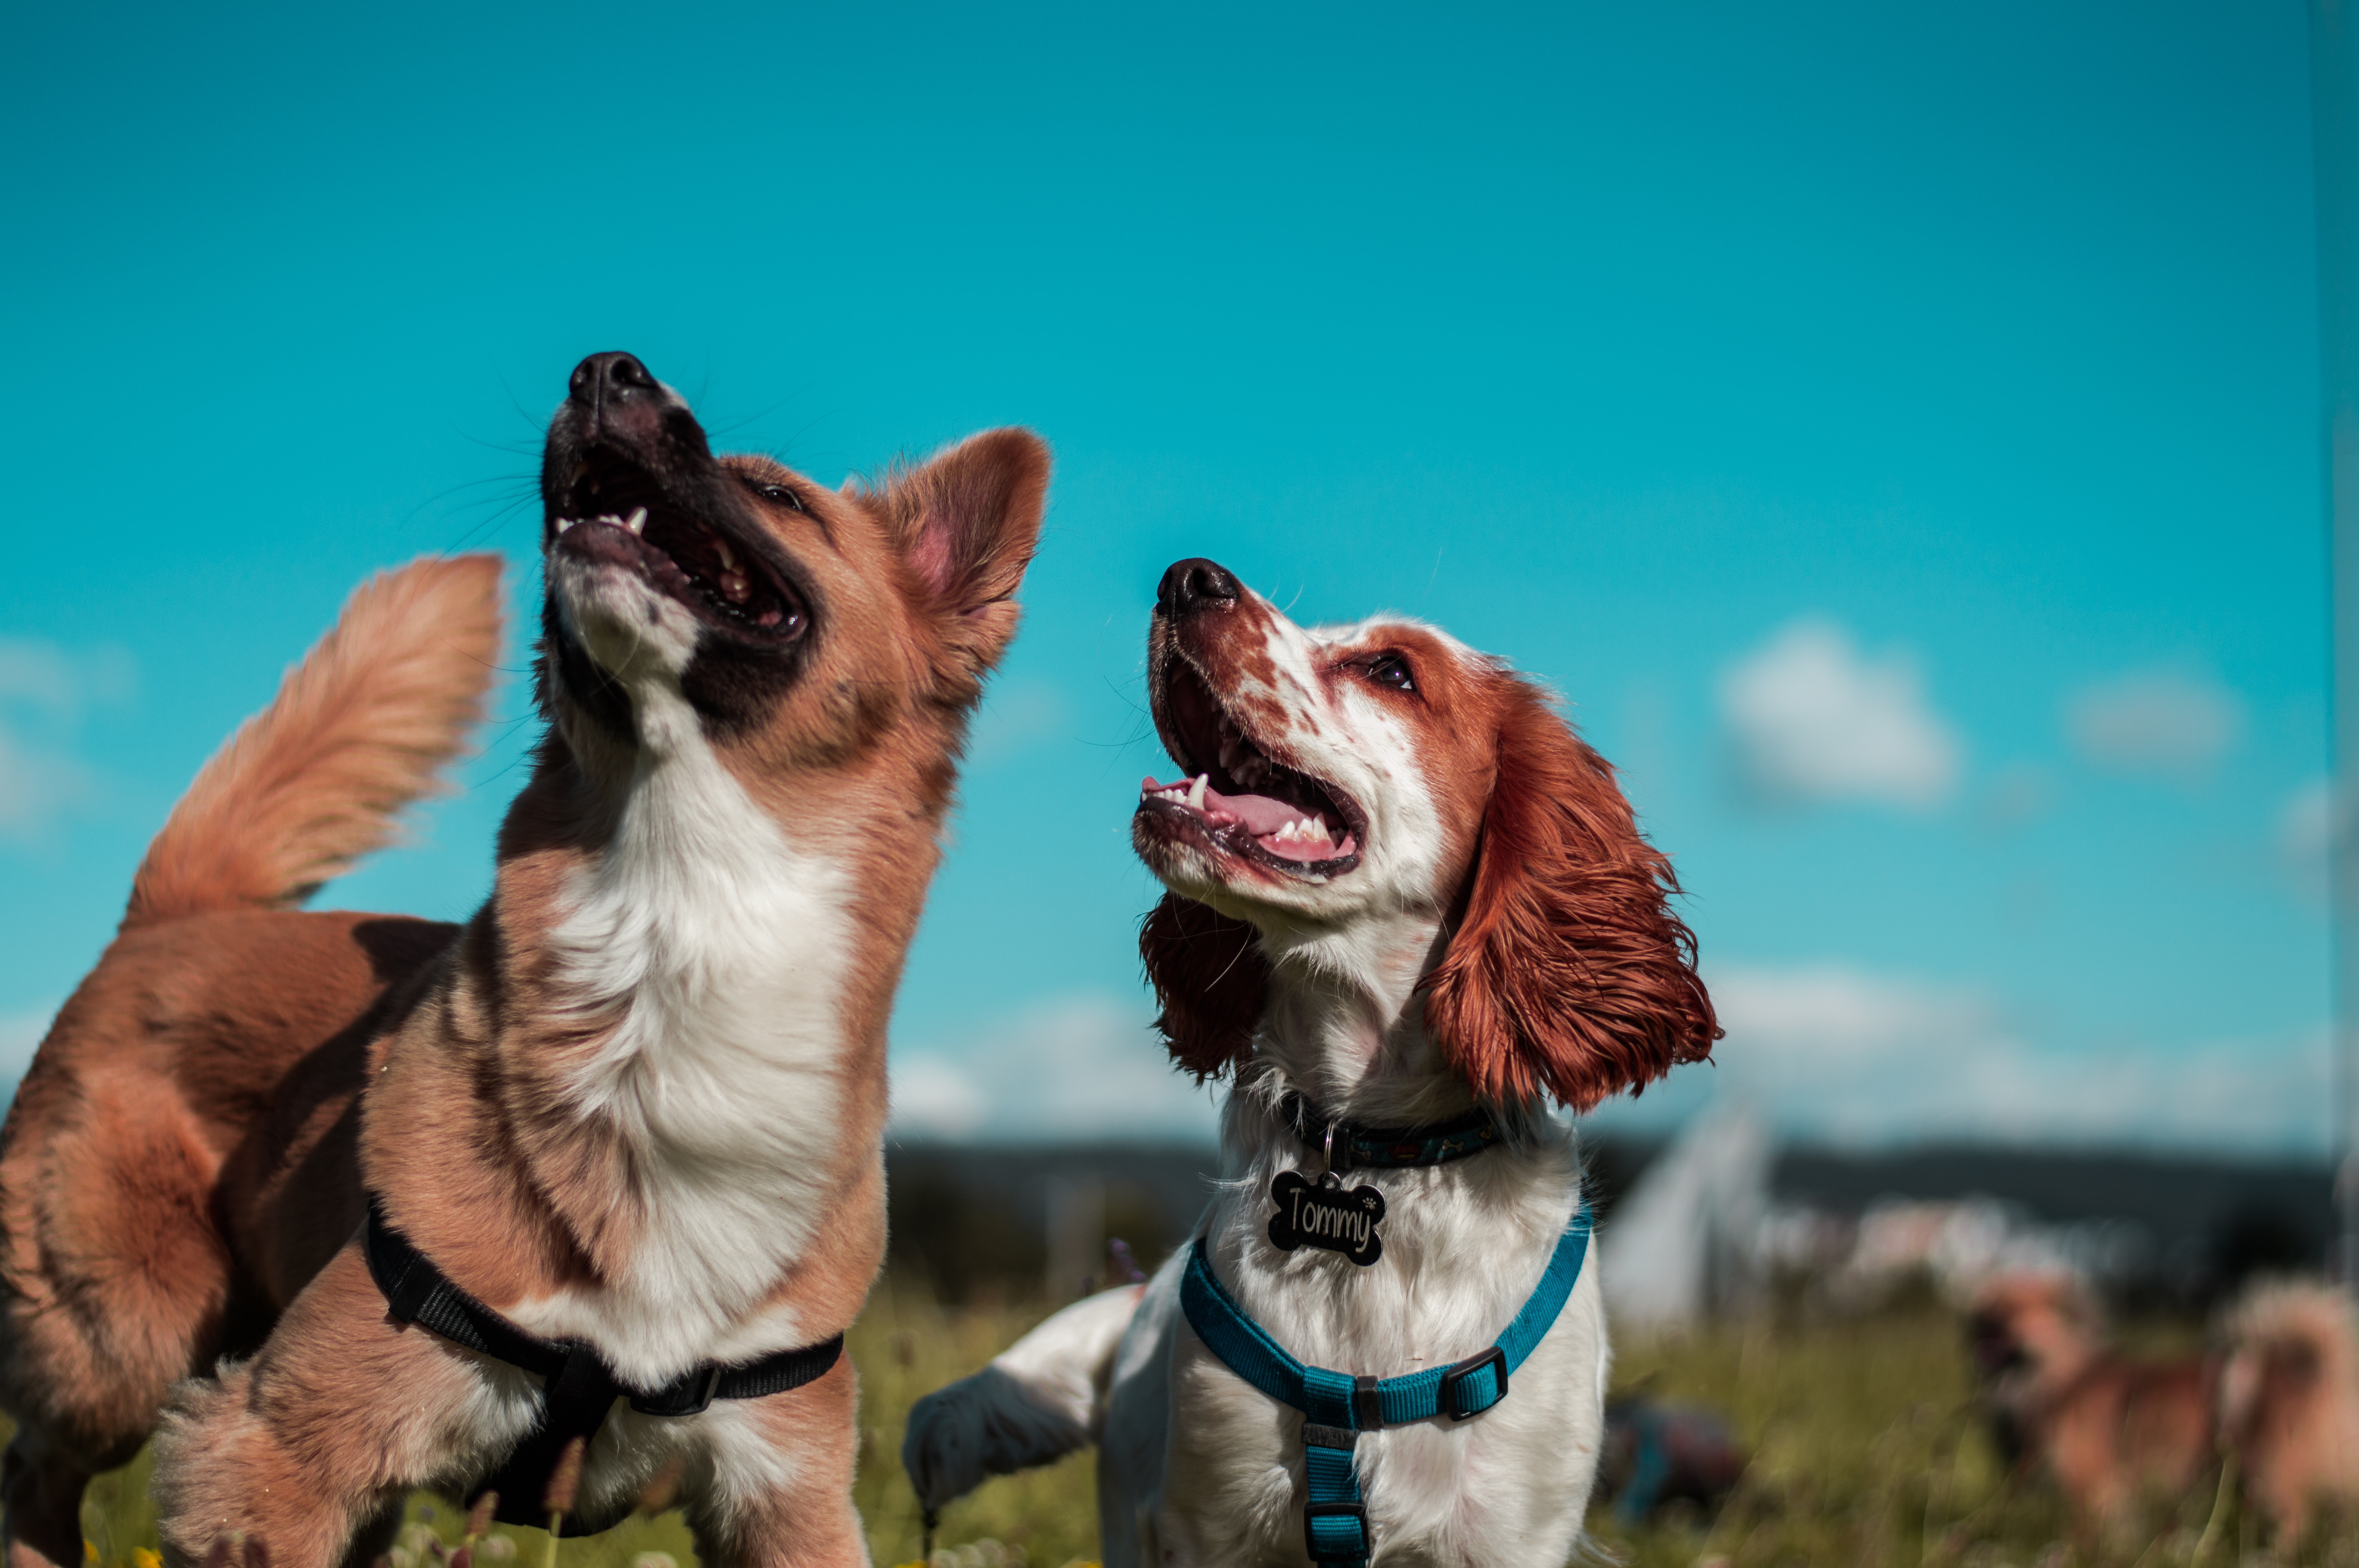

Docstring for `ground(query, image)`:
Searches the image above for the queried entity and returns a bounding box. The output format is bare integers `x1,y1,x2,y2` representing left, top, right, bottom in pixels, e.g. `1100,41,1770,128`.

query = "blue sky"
1,1,2330,1151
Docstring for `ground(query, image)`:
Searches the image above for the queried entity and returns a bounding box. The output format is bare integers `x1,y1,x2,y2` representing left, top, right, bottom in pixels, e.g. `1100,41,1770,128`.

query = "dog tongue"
1140,775,1317,837
1210,788,1309,836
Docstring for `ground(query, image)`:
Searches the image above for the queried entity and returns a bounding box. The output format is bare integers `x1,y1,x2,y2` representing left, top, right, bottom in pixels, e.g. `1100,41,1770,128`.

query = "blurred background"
4,4,2349,1559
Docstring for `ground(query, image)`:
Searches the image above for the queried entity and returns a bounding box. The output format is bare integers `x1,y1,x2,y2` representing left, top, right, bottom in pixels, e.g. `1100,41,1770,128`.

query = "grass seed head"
543,1437,587,1517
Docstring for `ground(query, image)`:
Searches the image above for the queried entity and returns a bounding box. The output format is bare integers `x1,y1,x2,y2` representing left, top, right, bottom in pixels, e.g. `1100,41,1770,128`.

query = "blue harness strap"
1180,1203,1592,1566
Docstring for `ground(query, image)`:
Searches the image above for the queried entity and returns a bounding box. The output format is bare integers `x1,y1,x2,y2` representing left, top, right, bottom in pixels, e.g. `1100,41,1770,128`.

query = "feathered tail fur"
124,555,504,925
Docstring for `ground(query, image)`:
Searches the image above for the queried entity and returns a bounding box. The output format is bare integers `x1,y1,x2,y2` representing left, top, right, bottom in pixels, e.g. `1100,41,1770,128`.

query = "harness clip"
1303,1499,1370,1562
630,1363,724,1418
1439,1345,1508,1419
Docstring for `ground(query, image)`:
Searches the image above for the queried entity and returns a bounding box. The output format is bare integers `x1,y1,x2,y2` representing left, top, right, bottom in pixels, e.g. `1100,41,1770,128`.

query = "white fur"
417,1354,809,1536
1108,1117,1604,1568
902,1286,1143,1511
1155,610,1465,948
907,587,1616,1564
509,554,854,1387
993,1284,1147,1435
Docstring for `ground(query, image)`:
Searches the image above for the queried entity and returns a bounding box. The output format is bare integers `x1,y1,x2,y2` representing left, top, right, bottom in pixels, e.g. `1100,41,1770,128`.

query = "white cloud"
2065,669,2242,776
2277,779,2334,901
0,727,89,838
1710,963,1996,1071
0,639,136,841
1719,619,1961,809
1594,962,2330,1154
967,679,1070,768
0,1001,57,1082
890,993,1219,1143
0,638,135,713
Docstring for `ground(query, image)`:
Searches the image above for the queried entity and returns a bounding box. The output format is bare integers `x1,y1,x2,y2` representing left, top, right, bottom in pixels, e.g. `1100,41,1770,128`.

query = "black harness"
363,1196,843,1532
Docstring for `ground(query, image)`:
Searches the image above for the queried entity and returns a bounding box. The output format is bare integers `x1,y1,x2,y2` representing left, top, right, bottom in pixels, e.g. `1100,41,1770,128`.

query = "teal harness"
1178,1203,1593,1566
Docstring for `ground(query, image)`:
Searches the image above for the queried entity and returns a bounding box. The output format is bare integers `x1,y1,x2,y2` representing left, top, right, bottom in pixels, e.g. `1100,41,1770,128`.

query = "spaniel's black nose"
1158,558,1241,618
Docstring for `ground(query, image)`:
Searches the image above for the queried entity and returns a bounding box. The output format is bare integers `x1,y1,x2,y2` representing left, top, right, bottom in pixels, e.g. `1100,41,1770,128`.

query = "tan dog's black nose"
569,351,658,408
560,351,693,457
1158,558,1240,619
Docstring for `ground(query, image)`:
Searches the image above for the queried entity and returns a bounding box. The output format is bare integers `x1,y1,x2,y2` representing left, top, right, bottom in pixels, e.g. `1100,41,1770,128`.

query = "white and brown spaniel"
905,558,1717,1567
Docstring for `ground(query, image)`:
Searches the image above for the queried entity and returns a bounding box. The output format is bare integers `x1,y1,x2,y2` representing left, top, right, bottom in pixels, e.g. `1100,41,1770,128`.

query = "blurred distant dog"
904,560,1718,1566
1599,1394,1747,1525
0,353,1047,1568
2219,1281,2359,1543
1966,1272,2214,1542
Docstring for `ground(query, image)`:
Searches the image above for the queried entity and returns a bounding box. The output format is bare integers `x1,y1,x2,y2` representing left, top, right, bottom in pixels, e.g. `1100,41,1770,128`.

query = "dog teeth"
556,517,578,534
1186,775,1208,813
625,507,648,535
716,538,738,570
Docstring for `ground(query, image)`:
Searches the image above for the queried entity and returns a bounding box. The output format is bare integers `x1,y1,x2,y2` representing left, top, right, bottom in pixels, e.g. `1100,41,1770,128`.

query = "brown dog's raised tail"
124,554,504,926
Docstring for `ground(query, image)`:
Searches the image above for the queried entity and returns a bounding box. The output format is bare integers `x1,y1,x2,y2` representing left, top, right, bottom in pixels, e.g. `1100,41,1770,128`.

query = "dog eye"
1365,655,1416,693
756,484,805,512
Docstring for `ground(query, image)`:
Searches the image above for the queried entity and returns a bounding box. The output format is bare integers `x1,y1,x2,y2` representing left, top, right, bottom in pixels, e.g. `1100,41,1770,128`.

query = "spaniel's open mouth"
549,450,805,640
1137,659,1364,875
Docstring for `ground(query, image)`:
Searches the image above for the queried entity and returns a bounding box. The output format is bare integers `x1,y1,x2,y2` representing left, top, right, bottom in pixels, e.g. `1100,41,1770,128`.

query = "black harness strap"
363,1195,843,1532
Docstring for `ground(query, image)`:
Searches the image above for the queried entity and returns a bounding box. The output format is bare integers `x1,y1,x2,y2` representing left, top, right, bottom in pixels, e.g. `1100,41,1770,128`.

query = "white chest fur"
1137,1126,1610,1568
518,681,853,1387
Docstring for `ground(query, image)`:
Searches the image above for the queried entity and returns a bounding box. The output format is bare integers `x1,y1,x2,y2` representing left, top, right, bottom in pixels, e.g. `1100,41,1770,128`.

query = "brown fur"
0,382,1047,1568
1967,1273,2216,1544
1138,893,1270,1081
1137,608,1717,1110
2220,1280,2359,1543
127,557,503,924
0,559,500,1568
1419,671,1717,1110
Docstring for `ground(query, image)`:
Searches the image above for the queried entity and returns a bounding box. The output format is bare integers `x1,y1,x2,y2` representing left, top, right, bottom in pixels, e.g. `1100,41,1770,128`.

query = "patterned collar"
1277,1092,1505,1171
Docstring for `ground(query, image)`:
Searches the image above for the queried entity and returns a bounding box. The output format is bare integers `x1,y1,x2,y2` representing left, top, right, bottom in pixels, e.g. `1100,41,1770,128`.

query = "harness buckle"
1302,1500,1370,1562
631,1363,724,1418
1439,1345,1508,1419
1351,1374,1384,1429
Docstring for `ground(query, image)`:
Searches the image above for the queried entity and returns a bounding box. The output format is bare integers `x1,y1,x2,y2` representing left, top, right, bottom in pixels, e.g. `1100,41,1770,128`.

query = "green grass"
42,1290,2359,1568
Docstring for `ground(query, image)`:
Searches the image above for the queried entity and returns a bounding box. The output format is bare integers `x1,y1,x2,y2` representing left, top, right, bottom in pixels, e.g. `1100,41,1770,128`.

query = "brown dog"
1966,1272,2214,1543
0,353,1047,1568
2219,1280,2359,1544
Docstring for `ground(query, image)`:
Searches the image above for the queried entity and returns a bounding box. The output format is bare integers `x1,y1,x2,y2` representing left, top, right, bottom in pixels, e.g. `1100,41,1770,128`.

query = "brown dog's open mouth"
1137,659,1365,875
550,450,806,641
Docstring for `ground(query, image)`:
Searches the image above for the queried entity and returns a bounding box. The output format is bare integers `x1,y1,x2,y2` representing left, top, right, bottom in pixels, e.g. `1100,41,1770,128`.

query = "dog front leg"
151,1245,529,1568
2,1435,94,1568
684,1358,867,1568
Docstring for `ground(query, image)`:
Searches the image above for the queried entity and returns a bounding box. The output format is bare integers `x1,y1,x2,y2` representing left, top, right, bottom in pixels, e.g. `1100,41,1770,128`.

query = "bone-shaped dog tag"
1268,1169,1385,1266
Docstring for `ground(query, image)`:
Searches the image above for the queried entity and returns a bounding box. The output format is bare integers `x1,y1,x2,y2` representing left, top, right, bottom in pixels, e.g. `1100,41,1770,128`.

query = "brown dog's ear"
1421,674,1719,1110
873,427,1050,679
1140,891,1269,1080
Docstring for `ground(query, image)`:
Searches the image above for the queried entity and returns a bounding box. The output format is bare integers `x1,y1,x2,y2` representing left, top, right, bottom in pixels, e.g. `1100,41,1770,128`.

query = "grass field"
49,1286,2359,1568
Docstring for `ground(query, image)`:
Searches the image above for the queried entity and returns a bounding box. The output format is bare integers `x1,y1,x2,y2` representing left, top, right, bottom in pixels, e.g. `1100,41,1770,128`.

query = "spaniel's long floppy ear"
1421,674,1719,1110
871,428,1050,686
1140,892,1269,1080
